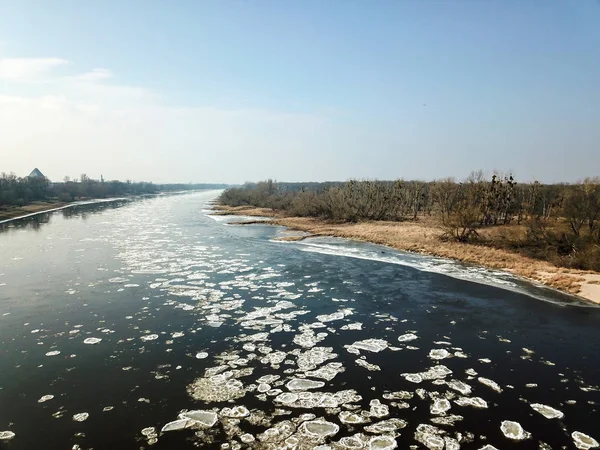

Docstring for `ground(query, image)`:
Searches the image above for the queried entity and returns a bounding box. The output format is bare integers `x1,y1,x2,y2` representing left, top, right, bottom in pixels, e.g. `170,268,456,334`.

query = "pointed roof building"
28,168,45,178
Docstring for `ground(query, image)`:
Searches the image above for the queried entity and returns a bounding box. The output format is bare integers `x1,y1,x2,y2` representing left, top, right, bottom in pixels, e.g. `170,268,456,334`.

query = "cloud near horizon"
0,55,346,183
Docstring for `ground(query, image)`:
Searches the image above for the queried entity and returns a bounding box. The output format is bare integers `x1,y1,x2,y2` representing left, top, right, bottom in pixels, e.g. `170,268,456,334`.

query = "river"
0,191,599,450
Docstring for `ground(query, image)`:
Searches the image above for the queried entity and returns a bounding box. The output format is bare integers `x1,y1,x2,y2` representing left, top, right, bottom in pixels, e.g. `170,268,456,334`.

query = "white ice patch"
286,378,326,391
73,412,89,422
299,419,339,438
180,410,219,427
195,352,208,359
397,333,418,342
45,350,60,357
38,395,54,403
140,334,159,342
430,398,451,415
83,337,102,345
530,403,564,419
428,349,451,360
454,397,488,408
347,338,389,353
500,420,530,441
0,431,15,441
572,431,600,449
478,377,503,393
447,380,472,395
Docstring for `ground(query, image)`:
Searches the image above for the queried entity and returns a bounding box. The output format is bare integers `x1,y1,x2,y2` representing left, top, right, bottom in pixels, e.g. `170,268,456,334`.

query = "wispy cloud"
0,57,68,81
70,68,113,82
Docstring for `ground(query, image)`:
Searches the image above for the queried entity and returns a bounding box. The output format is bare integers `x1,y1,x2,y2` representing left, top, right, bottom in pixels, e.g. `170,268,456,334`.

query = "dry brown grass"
0,201,66,221
214,204,600,304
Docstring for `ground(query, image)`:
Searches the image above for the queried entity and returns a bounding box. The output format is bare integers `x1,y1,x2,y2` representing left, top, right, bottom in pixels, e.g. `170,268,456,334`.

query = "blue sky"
0,1,599,183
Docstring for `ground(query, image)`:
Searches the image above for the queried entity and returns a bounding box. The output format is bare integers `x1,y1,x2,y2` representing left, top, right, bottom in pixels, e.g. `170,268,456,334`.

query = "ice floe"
500,420,530,440
530,403,564,419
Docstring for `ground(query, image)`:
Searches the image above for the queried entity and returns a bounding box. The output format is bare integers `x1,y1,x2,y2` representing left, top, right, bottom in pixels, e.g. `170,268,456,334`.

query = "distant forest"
0,172,229,206
220,175,600,271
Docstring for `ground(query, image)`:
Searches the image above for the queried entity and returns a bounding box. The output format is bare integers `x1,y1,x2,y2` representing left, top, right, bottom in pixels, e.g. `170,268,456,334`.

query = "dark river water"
1,191,599,450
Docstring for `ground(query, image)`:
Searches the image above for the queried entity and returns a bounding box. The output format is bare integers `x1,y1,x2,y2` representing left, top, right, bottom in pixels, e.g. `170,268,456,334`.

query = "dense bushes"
219,176,600,271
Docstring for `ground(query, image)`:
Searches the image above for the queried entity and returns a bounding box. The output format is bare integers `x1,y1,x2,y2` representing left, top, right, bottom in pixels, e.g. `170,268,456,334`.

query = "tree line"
219,175,600,271
0,172,229,206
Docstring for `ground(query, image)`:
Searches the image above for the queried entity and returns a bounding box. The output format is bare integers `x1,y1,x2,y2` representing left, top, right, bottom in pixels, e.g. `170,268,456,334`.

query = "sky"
0,1,599,184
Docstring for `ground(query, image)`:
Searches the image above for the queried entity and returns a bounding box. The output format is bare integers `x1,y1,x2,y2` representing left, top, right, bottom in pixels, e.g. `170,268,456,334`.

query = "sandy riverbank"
0,201,67,222
214,205,600,305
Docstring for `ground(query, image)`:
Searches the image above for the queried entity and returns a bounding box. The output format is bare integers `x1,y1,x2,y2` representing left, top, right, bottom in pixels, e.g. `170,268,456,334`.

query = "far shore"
213,204,600,305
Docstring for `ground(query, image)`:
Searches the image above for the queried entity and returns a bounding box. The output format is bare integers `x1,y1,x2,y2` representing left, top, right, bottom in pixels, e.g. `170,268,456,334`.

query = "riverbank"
0,201,67,221
213,204,600,305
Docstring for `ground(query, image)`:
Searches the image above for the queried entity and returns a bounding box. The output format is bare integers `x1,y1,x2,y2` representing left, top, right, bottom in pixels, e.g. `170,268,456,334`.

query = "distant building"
28,168,45,178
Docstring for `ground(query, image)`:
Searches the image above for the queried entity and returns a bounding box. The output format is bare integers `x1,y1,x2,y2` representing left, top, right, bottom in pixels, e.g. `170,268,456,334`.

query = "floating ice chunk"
402,373,423,383
340,322,363,331
383,391,413,400
430,398,451,415
0,431,15,440
161,419,193,432
286,378,325,391
220,406,250,418
478,358,491,364
465,368,477,376
414,424,445,450
421,365,452,380
140,334,159,342
500,420,530,441
530,403,564,419
83,337,102,345
275,392,299,405
306,362,345,381
428,349,451,360
240,433,256,443
368,435,397,449
364,418,407,433
195,352,208,359
431,415,463,426
38,395,54,403
355,359,381,371
454,397,488,408
478,377,503,393
171,332,184,338
397,333,418,342
180,410,218,427
45,350,60,357
349,339,389,353
369,399,389,418
339,411,369,424
572,431,599,449
299,419,339,438
316,312,346,322
478,446,499,450
72,412,89,422
447,380,472,395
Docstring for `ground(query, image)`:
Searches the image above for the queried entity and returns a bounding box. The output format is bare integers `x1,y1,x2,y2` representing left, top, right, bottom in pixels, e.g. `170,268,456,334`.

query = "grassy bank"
214,204,600,304
0,201,67,221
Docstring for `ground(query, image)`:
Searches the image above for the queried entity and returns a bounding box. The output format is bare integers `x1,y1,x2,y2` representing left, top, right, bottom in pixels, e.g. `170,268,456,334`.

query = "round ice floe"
414,424,445,450
430,398,451,415
428,349,451,360
257,383,271,393
369,399,390,418
397,333,418,342
195,351,208,359
500,420,530,441
83,337,102,345
180,410,218,427
38,395,54,403
402,373,422,383
530,403,564,419
478,445,499,450
300,419,339,438
141,427,156,437
339,411,369,424
0,431,15,441
45,350,60,357
275,392,299,405
171,332,184,338
72,412,89,422
220,406,250,418
368,435,397,449
572,431,599,450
